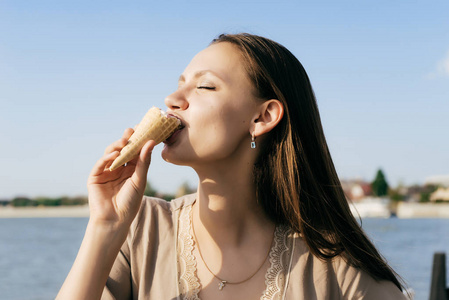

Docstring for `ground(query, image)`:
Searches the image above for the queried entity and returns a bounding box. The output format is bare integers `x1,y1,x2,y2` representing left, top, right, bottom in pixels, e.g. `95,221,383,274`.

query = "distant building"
425,175,449,187
401,185,426,202
430,187,449,202
340,180,372,202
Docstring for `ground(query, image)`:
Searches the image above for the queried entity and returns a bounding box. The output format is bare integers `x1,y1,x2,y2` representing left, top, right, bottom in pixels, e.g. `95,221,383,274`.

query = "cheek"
191,111,248,156
191,119,227,150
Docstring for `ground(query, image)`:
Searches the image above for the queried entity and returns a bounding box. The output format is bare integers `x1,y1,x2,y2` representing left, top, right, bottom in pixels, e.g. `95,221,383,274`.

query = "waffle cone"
109,107,180,171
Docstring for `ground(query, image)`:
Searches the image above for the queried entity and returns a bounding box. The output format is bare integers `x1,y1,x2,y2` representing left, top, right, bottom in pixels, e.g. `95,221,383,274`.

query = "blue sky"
1,0,448,198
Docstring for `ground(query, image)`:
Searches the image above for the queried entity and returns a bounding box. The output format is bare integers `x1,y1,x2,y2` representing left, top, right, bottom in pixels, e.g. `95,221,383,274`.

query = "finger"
131,140,156,188
89,151,120,179
103,128,134,155
140,140,156,168
103,138,127,156
123,127,134,139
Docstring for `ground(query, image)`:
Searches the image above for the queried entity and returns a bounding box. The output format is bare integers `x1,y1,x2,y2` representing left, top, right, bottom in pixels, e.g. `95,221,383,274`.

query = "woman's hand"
87,128,156,229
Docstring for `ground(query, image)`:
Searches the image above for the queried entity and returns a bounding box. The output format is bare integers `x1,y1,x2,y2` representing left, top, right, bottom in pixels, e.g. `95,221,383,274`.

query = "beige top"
101,194,406,300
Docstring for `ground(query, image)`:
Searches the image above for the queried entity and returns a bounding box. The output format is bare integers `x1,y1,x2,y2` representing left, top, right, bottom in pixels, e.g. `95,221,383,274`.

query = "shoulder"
129,193,197,238
169,192,197,212
330,255,406,299
122,193,196,261
287,235,406,299
138,192,196,217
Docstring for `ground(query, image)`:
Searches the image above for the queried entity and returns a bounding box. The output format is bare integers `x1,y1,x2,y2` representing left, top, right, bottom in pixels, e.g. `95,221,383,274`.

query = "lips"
164,114,185,144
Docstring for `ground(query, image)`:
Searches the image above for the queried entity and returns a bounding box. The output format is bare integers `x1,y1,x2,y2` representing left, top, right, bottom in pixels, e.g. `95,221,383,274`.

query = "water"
1,218,448,300
360,218,449,300
0,218,88,300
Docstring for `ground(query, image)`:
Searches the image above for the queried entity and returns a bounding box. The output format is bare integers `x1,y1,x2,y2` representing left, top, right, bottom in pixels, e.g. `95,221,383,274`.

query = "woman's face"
162,42,260,167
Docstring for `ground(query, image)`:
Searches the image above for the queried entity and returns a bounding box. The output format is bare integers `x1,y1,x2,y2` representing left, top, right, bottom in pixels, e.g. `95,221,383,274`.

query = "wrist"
85,219,131,250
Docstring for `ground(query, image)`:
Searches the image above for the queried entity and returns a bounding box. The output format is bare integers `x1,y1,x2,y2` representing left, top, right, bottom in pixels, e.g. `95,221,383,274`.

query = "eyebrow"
178,70,224,83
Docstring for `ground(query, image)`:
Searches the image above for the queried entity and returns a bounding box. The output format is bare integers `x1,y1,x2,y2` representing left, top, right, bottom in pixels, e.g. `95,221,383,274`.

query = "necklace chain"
191,211,275,290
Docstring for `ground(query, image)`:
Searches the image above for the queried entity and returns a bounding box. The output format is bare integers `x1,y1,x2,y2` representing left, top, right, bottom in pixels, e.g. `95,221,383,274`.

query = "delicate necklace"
191,215,275,291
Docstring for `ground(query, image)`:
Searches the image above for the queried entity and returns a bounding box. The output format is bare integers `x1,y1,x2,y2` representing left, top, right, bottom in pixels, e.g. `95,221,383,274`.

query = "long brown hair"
212,33,405,291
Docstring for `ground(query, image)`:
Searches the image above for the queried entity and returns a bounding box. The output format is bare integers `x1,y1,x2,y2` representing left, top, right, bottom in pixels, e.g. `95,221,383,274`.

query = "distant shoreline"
1,202,449,219
397,202,449,218
0,205,90,218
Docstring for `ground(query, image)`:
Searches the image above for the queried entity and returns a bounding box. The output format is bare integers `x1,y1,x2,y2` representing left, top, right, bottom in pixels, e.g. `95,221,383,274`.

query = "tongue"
164,127,182,144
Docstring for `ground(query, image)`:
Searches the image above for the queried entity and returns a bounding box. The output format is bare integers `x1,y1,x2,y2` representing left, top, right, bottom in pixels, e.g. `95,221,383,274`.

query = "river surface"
1,217,448,300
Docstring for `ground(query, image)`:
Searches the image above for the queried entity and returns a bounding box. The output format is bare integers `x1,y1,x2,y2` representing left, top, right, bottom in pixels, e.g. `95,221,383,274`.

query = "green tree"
11,197,36,207
161,194,176,202
419,184,438,203
61,196,88,206
35,197,62,206
144,181,157,197
371,169,389,197
388,182,405,202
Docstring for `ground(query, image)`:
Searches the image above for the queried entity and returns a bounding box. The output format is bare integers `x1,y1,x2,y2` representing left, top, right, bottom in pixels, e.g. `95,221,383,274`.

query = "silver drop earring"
251,132,256,149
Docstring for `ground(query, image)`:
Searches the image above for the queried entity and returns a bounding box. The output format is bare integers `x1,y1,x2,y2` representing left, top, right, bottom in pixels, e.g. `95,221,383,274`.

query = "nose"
165,89,189,111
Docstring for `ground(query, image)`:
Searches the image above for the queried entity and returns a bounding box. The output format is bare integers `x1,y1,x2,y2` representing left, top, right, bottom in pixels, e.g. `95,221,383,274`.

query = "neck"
192,161,273,247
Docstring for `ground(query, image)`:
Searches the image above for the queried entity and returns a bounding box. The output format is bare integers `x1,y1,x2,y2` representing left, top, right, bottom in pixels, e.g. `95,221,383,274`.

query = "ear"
252,99,284,137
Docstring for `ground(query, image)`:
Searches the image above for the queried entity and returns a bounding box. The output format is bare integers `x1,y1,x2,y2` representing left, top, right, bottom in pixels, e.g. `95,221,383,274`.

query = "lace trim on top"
261,225,292,300
177,201,293,300
177,203,201,300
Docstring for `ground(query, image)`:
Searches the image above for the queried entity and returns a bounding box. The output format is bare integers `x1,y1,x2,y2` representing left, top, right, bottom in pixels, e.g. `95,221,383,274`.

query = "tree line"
1,181,197,207
3,196,88,207
367,169,440,203
1,171,443,207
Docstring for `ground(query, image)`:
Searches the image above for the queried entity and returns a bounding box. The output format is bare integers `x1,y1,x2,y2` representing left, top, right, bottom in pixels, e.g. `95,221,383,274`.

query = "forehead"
182,42,247,83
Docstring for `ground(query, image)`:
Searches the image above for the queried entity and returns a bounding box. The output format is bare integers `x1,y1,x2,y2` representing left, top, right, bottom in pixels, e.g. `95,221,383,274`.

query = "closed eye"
197,86,216,90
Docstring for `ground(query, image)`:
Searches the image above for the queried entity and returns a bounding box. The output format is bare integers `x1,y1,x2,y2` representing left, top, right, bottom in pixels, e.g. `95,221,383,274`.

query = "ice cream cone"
108,107,180,171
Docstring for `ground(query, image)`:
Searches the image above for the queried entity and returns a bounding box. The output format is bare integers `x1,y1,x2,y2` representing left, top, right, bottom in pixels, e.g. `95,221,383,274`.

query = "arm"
56,129,156,300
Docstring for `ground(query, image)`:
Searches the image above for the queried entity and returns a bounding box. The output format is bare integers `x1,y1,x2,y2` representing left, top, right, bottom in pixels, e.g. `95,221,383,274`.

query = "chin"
161,144,191,166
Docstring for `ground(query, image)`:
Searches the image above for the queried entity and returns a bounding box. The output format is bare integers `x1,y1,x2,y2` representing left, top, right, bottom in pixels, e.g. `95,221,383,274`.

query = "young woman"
57,33,407,300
